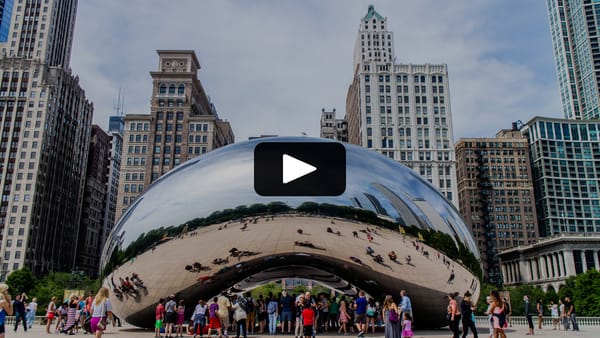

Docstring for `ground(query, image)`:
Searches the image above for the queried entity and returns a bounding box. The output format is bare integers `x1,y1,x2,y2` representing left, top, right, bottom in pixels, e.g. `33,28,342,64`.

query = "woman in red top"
302,306,315,338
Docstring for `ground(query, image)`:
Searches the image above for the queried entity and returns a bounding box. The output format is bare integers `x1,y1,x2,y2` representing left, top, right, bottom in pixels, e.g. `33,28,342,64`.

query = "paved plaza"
7,323,599,338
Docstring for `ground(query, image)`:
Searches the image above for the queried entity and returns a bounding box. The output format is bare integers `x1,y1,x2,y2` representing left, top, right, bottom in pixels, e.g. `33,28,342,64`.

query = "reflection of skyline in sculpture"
100,137,481,329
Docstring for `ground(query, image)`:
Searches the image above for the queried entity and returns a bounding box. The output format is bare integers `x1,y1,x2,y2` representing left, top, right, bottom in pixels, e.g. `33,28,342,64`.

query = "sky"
70,0,562,142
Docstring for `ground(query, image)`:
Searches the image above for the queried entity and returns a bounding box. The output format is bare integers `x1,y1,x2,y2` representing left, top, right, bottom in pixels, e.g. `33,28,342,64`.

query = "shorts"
209,317,221,329
355,313,366,324
47,312,55,320
258,312,267,321
218,313,230,326
281,311,293,322
90,317,105,333
165,312,176,324
155,319,163,329
303,325,313,337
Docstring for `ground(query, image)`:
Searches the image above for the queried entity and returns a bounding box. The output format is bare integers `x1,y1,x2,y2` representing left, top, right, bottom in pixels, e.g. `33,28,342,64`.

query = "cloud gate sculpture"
100,137,481,328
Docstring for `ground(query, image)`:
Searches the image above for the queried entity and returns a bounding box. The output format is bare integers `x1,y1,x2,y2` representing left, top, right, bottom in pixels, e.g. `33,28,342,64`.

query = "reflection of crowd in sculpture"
153,289,416,338
110,272,146,299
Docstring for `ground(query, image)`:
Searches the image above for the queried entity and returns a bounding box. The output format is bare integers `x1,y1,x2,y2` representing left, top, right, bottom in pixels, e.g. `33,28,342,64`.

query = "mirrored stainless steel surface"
100,137,481,328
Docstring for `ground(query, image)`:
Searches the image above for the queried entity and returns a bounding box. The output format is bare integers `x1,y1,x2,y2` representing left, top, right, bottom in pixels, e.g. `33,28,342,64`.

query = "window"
178,84,185,94
168,84,176,94
159,84,166,94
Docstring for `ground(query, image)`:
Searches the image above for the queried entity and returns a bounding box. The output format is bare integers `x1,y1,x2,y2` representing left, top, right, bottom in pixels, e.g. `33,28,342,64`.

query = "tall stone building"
77,125,109,277
346,6,458,205
0,0,93,278
522,116,600,237
115,50,234,220
319,108,347,142
455,128,539,285
547,0,600,120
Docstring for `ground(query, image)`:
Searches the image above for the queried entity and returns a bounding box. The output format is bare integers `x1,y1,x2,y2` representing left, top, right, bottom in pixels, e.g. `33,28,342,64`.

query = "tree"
6,268,37,297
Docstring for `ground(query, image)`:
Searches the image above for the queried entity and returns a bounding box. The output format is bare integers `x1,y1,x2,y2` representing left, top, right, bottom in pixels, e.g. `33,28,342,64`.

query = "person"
56,302,68,333
401,312,413,338
155,298,165,338
447,293,461,338
564,296,578,331
90,287,113,338
304,291,318,338
503,298,511,327
46,296,57,334
209,297,224,338
61,294,79,334
12,293,27,332
548,300,559,330
318,294,329,331
382,295,400,338
25,297,37,329
338,298,350,335
165,295,177,338
176,300,186,337
244,292,255,335
217,294,232,337
280,291,293,334
523,295,534,335
460,291,478,338
329,297,339,331
483,296,493,338
489,291,507,338
399,290,412,319
257,295,267,334
267,294,278,335
0,284,13,338
354,291,368,338
366,298,377,334
191,299,208,338
294,294,305,338
558,299,566,331
232,295,248,338
536,299,543,330
302,302,315,338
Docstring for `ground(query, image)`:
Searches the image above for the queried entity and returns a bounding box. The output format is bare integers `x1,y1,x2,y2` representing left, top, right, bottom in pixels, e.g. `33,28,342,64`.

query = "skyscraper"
77,125,110,277
0,0,93,278
346,5,458,205
522,116,600,237
547,0,600,119
455,128,539,285
115,50,234,221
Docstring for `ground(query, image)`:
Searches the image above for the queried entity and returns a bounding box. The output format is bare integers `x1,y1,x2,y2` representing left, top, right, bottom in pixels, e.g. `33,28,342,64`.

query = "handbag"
388,309,399,323
97,317,107,330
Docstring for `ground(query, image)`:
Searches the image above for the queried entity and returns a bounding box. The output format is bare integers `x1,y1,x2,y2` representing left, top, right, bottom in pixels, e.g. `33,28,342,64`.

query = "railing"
475,316,600,327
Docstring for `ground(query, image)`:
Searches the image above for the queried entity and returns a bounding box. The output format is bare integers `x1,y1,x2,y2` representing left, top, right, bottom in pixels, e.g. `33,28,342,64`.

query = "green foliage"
23,271,99,315
250,282,283,300
477,270,600,317
564,269,600,317
6,268,36,297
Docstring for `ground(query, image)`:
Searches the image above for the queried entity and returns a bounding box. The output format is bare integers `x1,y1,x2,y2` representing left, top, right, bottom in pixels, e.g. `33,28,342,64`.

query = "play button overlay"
254,142,346,196
282,154,317,184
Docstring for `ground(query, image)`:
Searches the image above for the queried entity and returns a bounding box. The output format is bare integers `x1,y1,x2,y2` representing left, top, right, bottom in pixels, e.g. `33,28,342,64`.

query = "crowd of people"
0,284,115,338
447,290,581,338
154,289,415,338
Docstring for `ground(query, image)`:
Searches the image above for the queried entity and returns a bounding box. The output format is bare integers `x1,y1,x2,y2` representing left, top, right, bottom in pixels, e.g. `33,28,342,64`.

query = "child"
401,312,413,338
208,297,223,338
302,304,315,338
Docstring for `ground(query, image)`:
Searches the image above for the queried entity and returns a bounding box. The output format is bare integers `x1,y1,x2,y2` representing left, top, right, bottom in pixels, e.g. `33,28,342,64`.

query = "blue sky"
70,0,562,141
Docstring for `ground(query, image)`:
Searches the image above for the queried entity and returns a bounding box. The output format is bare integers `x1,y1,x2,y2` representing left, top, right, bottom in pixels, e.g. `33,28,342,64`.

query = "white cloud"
70,0,561,141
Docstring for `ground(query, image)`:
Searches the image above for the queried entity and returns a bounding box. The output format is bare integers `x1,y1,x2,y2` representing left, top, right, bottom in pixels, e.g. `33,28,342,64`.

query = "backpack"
245,297,255,313
388,309,399,323
267,301,277,314
238,297,249,313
